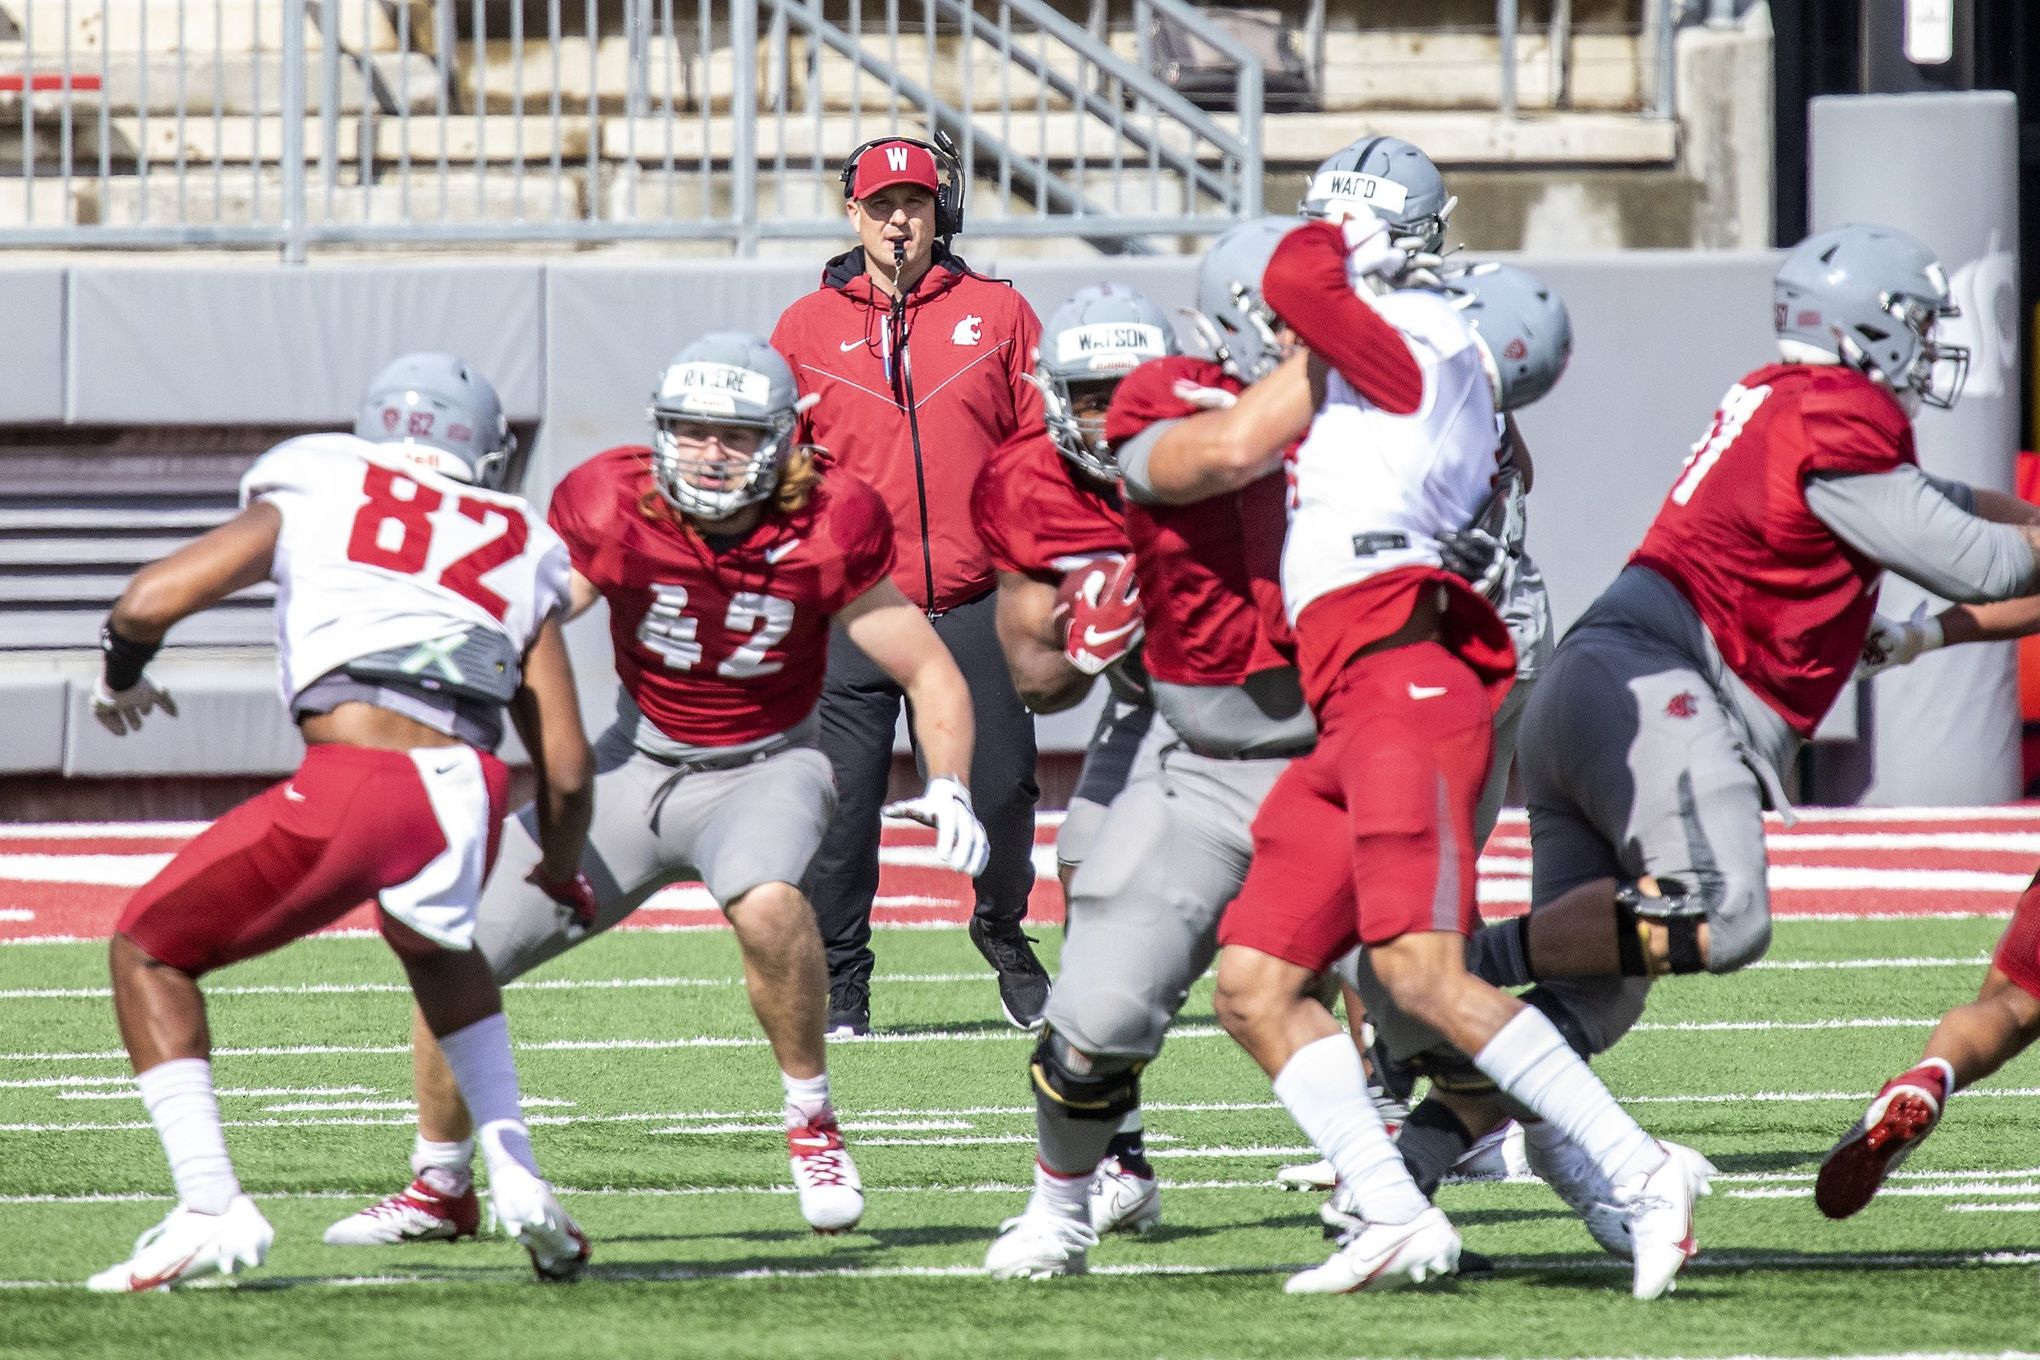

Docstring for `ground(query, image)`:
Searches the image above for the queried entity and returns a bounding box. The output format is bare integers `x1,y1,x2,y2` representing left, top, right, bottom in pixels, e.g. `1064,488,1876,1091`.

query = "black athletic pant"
808,589,1040,987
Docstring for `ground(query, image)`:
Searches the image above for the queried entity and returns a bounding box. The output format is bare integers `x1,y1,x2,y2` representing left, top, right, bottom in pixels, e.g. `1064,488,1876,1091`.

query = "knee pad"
1616,875,1716,976
1030,1028,1144,1123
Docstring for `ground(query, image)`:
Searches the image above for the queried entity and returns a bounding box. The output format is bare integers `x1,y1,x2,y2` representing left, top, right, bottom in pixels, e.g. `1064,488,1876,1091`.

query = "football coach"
769,135,1047,1037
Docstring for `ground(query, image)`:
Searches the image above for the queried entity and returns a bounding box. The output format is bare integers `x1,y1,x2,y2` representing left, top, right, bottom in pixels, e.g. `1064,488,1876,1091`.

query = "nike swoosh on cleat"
1407,683,1448,700
128,1246,205,1292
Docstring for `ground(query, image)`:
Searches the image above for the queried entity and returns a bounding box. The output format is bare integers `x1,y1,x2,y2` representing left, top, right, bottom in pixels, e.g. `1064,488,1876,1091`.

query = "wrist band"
100,619,161,693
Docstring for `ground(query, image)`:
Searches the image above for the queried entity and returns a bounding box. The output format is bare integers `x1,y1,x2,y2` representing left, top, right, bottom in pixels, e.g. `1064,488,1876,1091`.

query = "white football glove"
1855,602,1946,680
1337,207,1405,289
91,674,177,735
883,775,991,877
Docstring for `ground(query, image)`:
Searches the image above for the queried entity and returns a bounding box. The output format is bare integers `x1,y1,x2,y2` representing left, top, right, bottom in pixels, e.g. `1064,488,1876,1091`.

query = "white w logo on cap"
886,146,910,171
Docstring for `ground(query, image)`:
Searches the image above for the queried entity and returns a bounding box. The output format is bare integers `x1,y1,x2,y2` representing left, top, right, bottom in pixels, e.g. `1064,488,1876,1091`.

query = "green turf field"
3,917,2036,1359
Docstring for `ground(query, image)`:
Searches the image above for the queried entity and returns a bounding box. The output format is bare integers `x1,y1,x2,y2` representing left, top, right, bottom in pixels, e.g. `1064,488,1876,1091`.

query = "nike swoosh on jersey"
1081,621,1140,648
1407,683,1448,700
283,786,306,802
764,538,803,565
839,338,865,352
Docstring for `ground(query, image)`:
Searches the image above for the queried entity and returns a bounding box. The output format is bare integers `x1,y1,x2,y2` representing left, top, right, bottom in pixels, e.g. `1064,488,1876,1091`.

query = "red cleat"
1815,1062,1951,1220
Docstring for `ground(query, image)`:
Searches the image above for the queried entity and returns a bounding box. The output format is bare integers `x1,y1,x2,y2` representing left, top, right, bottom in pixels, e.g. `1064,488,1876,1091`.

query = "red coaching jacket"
770,247,1044,613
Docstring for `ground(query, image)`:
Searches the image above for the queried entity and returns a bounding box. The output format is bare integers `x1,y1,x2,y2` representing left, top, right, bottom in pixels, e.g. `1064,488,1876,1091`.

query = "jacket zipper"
888,293,938,615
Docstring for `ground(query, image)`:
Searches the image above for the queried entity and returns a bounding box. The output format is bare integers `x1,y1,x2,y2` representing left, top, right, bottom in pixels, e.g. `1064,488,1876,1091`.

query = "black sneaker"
968,918,1050,1030
827,975,870,1039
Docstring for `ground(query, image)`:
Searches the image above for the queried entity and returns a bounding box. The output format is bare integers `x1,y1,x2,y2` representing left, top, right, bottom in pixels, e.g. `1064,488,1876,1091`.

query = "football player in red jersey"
985,219,1324,1277
1474,224,2040,994
328,333,989,1248
89,355,594,1290
973,281,1179,1234
1816,864,2040,1219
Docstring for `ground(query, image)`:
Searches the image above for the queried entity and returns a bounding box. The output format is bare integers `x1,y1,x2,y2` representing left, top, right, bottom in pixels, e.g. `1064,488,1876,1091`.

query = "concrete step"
87,164,591,226
0,46,444,116
0,0,408,55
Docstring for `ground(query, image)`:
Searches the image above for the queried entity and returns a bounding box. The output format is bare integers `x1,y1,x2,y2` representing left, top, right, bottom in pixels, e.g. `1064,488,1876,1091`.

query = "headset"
839,129,967,239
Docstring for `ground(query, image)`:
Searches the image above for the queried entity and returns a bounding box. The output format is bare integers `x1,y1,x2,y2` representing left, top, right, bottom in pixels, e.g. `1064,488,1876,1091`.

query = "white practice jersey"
240,433,572,705
1282,287,1504,622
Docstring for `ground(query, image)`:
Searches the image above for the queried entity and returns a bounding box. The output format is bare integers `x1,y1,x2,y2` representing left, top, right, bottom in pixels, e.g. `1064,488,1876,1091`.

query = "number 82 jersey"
242,433,572,707
547,445,896,747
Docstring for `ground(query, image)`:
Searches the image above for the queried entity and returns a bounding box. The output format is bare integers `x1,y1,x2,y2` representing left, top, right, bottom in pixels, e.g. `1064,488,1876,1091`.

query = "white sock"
1025,1160,1092,1224
411,1134,474,1195
436,1012,541,1184
137,1058,240,1215
782,1071,833,1129
1474,1008,1664,1187
1272,1034,1429,1225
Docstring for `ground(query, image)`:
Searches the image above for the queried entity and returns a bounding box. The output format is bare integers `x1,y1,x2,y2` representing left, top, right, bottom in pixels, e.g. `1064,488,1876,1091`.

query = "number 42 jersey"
547,445,896,747
241,433,572,707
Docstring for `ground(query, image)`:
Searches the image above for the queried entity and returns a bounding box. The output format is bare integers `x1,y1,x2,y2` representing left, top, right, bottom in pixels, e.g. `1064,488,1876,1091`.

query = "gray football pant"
475,724,837,984
1054,697,1173,873
1047,748,1286,1058
1518,622,1774,975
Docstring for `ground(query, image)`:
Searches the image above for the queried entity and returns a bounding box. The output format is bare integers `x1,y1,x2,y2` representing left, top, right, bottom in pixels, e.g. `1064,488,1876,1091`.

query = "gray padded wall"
66,263,547,423
1811,92,2023,805
1507,252,1780,631
7,242,2000,785
0,269,65,421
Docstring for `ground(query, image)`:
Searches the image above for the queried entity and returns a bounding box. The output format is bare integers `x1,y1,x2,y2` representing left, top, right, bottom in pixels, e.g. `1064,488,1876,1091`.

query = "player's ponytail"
774,445,822,515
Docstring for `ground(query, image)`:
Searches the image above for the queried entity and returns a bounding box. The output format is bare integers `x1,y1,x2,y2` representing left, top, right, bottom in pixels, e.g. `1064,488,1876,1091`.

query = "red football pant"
119,743,510,976
1994,870,2040,1002
1218,641,1492,973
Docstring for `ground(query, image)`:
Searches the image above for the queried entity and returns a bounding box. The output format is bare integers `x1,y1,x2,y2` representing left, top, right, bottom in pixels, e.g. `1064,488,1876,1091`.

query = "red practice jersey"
1105,355,1294,687
1631,364,1916,737
971,427,1128,581
549,446,895,746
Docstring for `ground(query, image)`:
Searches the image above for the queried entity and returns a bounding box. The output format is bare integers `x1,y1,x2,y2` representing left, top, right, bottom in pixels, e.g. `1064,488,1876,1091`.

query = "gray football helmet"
1035,283,1180,481
1774,223,1968,410
354,352,515,487
649,331,804,520
1298,135,1456,262
1195,216,1302,385
1443,261,1573,411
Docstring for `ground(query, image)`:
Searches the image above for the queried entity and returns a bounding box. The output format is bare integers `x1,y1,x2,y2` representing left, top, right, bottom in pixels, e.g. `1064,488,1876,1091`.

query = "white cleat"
788,1115,865,1234
1275,1157,1339,1192
985,1213,1099,1280
1089,1156,1162,1235
1285,1204,1461,1295
1450,1120,1529,1181
1521,1125,1632,1260
1617,1142,1714,1300
88,1195,274,1293
491,1170,591,1283
323,1176,481,1246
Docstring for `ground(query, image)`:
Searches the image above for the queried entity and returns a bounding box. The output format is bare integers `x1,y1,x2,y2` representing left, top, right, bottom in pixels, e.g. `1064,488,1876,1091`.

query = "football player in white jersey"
1163,206,1706,1299
87,354,597,1291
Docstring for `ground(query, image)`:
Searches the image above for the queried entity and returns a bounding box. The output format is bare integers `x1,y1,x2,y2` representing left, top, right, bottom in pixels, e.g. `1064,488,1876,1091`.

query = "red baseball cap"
849,139,940,199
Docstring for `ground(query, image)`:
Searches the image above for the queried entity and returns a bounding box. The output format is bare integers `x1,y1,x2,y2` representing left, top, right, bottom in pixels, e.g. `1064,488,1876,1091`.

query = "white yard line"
0,970,996,1001
3,1251,2038,1292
